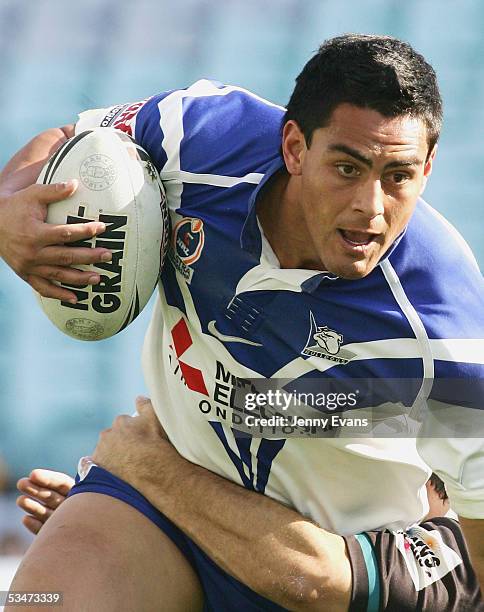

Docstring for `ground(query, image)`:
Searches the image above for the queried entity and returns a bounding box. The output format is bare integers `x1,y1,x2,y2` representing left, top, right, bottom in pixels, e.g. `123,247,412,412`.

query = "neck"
257,172,320,270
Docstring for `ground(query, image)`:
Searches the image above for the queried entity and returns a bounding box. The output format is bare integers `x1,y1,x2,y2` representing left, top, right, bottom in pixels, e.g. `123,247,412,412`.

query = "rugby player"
15,398,484,611
1,34,483,610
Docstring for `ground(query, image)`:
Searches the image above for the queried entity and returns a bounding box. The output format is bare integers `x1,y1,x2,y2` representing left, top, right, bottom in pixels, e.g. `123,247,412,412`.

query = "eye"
335,164,360,178
386,172,411,185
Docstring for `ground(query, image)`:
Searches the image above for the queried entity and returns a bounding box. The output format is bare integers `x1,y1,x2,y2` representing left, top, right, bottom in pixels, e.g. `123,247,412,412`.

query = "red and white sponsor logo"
170,317,208,396
112,99,149,136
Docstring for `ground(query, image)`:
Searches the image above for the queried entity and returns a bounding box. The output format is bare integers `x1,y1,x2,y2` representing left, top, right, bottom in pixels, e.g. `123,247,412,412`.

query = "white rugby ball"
36,128,169,341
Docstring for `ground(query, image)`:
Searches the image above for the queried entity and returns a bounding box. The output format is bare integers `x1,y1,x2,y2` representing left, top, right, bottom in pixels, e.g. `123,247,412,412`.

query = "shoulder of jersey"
407,199,481,275
178,80,285,153
36,128,170,341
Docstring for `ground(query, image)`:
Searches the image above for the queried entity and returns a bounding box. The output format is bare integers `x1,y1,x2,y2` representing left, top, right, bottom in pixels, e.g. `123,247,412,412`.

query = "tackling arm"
0,125,75,194
92,399,352,612
139,446,351,611
459,518,484,589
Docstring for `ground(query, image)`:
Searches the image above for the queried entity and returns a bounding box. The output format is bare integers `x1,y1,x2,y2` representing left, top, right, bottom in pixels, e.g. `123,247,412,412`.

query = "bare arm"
459,518,484,591
140,447,351,611
0,126,112,301
0,126,74,195
92,399,352,612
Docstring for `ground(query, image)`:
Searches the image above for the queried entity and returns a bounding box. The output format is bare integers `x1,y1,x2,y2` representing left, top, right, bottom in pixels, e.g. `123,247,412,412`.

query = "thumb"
135,396,168,439
135,395,155,418
24,179,79,205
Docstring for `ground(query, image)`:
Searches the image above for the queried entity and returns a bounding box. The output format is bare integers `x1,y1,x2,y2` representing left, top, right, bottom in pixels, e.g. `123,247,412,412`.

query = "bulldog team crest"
302,312,355,364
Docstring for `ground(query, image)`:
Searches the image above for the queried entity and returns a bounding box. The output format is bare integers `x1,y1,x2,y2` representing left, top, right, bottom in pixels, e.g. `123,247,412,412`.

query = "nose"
352,179,385,219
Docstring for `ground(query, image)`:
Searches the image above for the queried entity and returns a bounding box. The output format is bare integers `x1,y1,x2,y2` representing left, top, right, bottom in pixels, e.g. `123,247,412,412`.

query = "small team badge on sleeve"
168,217,205,283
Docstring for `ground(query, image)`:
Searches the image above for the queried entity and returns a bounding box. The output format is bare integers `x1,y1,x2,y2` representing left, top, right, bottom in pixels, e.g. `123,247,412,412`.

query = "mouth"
337,229,380,250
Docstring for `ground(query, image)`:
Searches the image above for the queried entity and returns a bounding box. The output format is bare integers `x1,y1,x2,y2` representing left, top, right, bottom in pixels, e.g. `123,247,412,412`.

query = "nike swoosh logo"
208,320,262,346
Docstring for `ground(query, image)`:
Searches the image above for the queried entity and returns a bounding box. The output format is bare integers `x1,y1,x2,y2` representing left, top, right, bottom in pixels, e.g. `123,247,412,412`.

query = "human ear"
281,120,307,176
420,145,437,194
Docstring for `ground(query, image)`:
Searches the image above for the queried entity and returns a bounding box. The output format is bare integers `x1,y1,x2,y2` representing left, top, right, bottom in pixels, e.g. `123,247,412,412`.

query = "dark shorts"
67,465,286,612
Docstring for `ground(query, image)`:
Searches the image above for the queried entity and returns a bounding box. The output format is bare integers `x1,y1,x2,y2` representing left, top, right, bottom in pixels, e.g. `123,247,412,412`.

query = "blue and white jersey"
76,80,484,533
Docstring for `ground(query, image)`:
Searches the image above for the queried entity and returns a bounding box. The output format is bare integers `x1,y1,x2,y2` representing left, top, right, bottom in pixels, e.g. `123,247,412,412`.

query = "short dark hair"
284,34,442,153
429,472,448,501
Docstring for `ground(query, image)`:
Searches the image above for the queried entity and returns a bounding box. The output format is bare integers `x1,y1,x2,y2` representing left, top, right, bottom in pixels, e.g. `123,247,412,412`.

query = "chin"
338,269,371,280
328,259,377,280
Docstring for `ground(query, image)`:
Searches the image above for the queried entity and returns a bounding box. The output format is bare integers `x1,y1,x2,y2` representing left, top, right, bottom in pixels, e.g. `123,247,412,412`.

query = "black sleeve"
344,534,371,612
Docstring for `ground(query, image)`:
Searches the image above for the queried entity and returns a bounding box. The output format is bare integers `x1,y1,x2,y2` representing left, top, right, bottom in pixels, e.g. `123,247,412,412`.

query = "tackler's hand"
16,469,75,535
92,397,173,489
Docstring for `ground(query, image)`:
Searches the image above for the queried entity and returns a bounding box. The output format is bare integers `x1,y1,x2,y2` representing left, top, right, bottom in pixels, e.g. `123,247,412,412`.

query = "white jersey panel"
143,285,431,533
77,80,484,530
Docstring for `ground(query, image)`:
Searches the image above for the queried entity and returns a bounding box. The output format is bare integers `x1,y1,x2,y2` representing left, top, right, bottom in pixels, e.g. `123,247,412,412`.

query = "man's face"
283,104,436,279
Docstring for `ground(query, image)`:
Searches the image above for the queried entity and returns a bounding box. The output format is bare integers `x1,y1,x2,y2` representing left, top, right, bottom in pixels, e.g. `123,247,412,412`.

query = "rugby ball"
36,128,169,341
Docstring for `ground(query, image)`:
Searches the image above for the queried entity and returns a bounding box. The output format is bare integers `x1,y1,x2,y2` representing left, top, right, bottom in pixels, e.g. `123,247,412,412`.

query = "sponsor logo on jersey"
168,217,205,283
207,320,263,346
395,526,462,590
168,318,338,439
110,99,149,136
100,104,128,128
169,317,208,396
301,311,355,364
167,318,257,423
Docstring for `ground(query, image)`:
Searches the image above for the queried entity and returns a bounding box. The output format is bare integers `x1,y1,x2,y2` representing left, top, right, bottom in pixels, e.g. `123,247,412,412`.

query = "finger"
24,179,79,205
135,396,154,417
28,275,80,302
33,265,102,287
41,220,108,248
111,414,131,429
16,480,66,510
35,244,112,267
16,495,54,522
17,477,32,494
29,469,75,496
17,477,40,496
135,396,167,437
22,515,44,536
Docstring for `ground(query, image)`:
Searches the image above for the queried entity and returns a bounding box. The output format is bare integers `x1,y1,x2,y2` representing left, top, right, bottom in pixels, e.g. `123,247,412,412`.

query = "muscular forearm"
0,126,72,195
459,517,484,591
132,446,351,611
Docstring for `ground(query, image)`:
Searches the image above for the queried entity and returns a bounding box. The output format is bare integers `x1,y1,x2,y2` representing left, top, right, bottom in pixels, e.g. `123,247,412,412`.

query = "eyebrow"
327,144,424,169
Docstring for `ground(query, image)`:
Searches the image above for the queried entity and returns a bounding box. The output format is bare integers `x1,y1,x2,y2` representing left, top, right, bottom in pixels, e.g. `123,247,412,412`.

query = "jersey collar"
240,156,285,256
240,155,408,292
